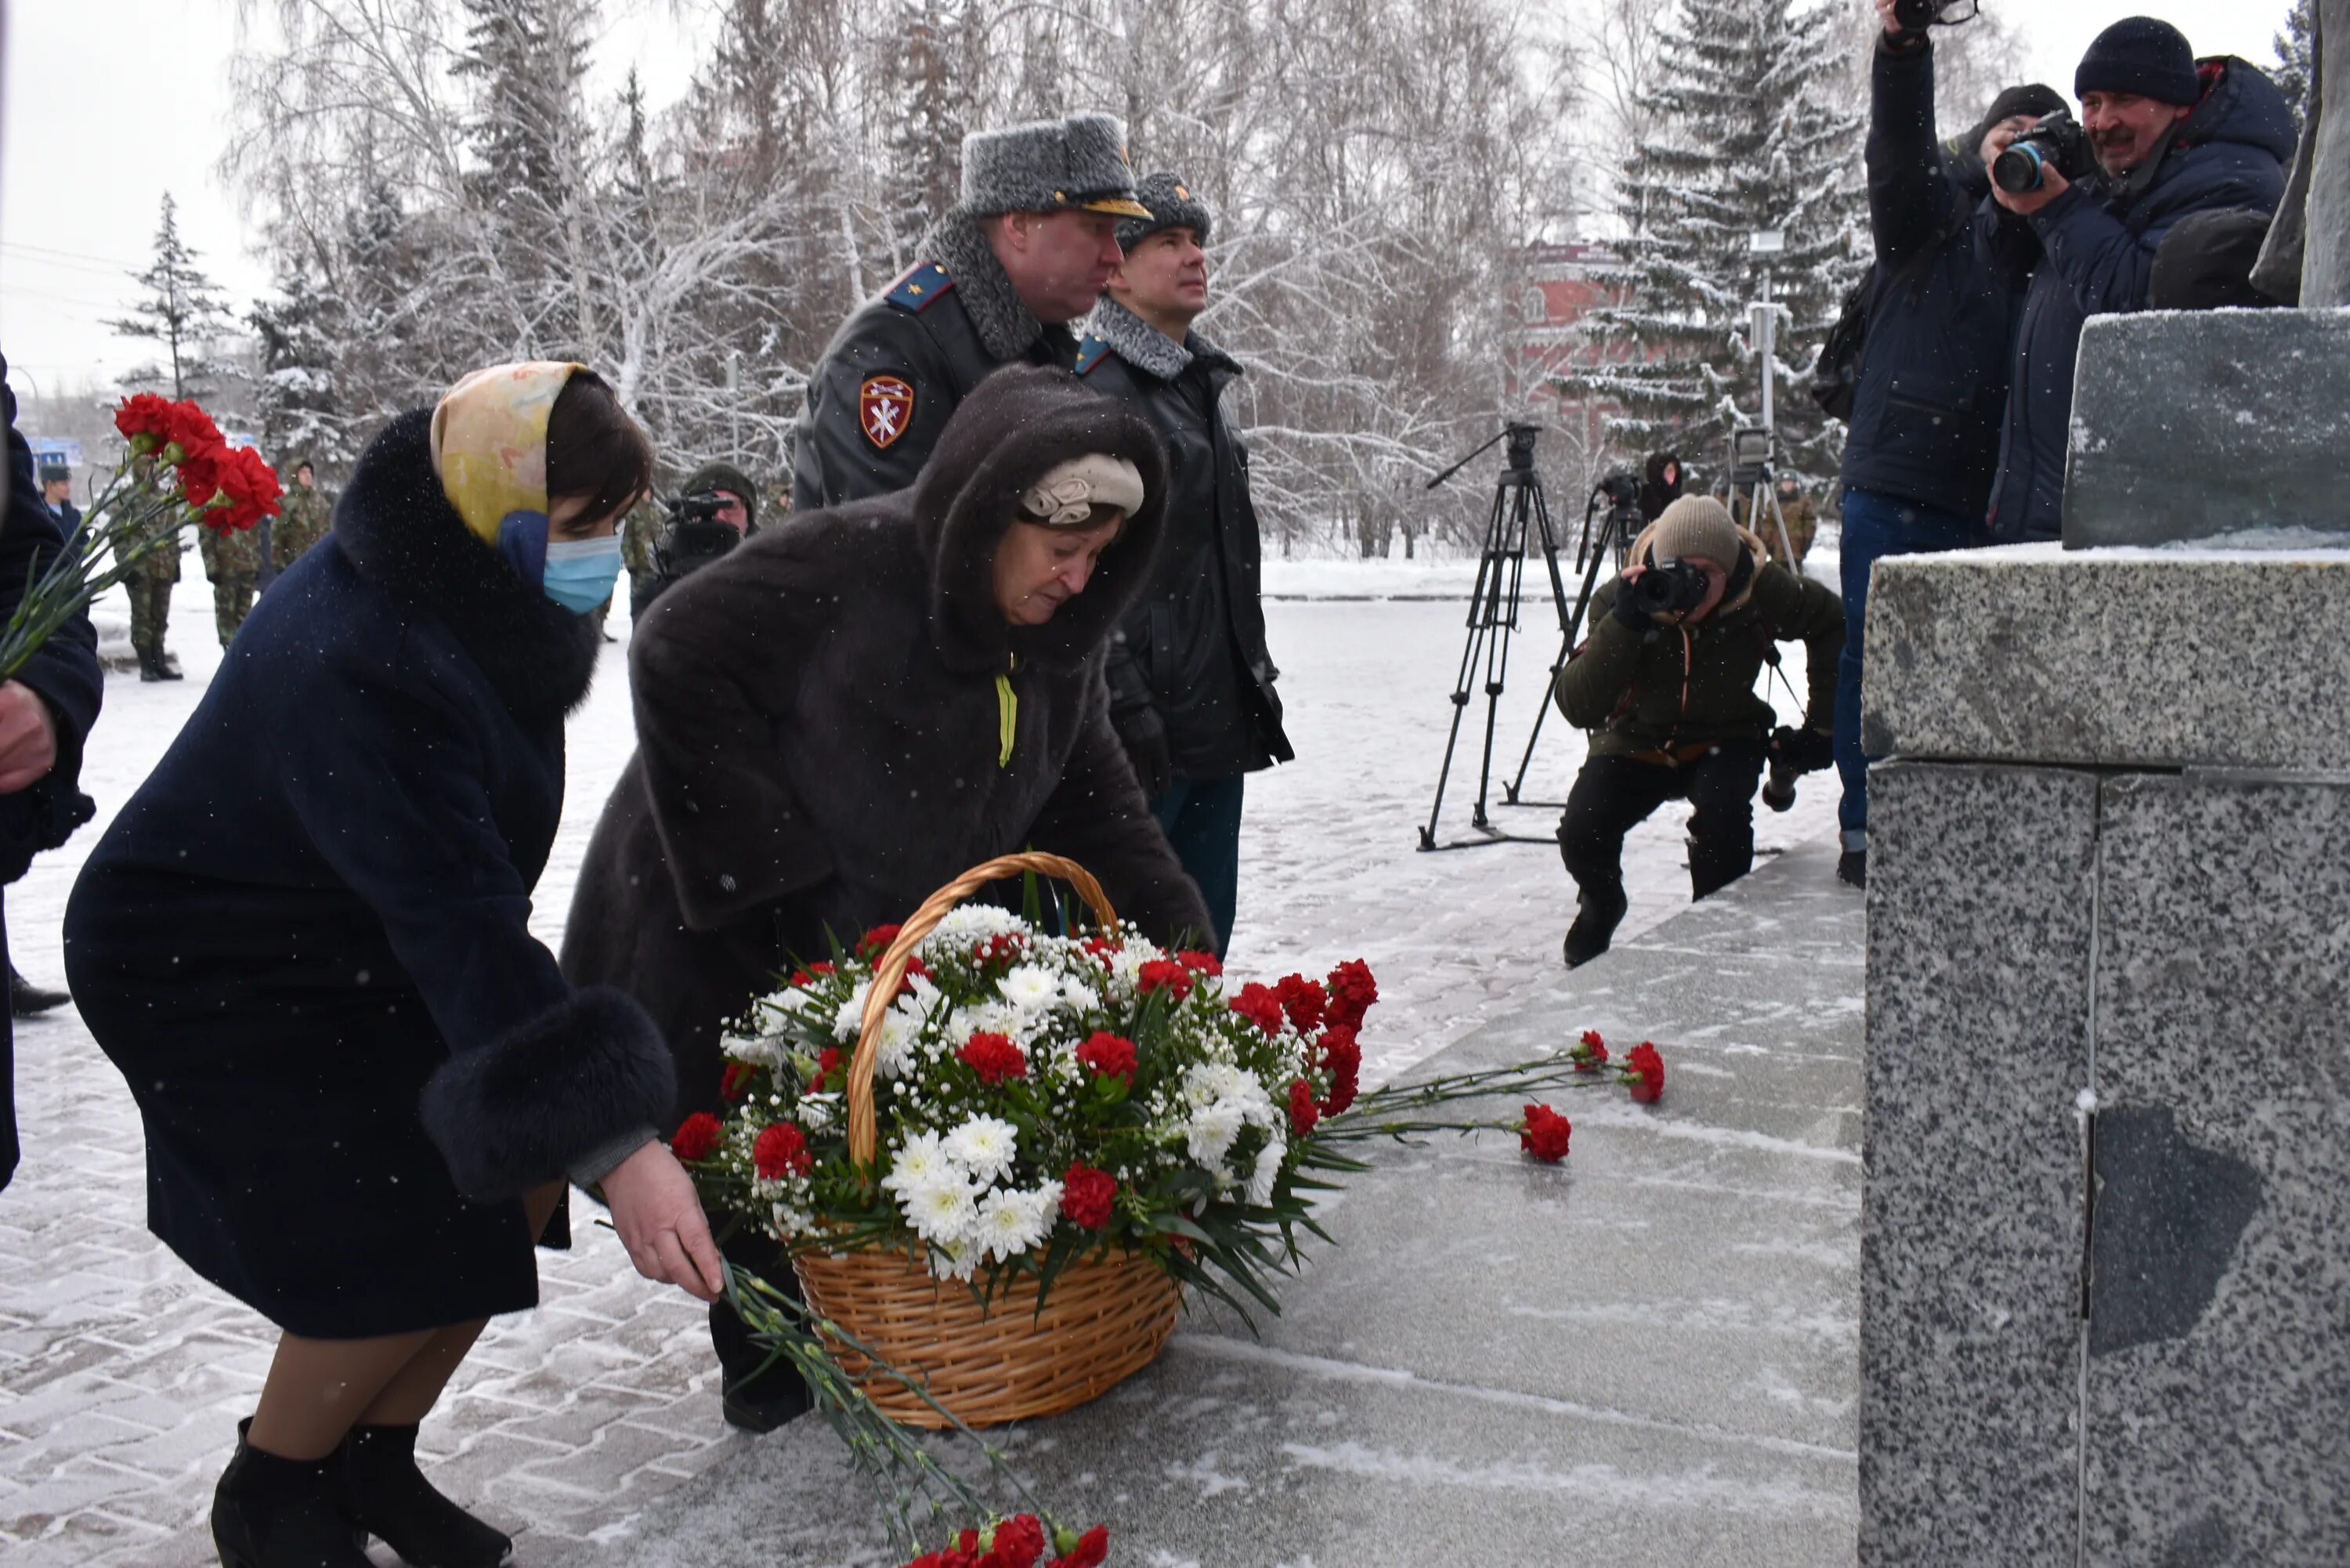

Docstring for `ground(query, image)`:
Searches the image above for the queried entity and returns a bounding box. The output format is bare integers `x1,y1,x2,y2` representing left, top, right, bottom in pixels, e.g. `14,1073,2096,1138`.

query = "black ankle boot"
212,1420,373,1568
339,1422,513,1568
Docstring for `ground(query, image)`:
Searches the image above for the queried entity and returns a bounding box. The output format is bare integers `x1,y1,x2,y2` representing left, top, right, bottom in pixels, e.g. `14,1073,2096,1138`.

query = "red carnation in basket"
1571,1028,1610,1073
752,1122,812,1180
959,1030,1029,1086
1287,1077,1320,1137
808,1045,843,1093
857,923,902,960
1624,1042,1665,1104
1075,1031,1137,1087
1325,958,1378,1030
1274,974,1327,1033
1047,1526,1110,1568
1136,958,1194,1000
1061,1163,1116,1230
670,1111,723,1162
1231,981,1284,1038
1520,1104,1572,1163
1318,1024,1362,1115
719,1061,756,1102
1080,935,1122,969
1176,949,1222,975
974,931,1026,967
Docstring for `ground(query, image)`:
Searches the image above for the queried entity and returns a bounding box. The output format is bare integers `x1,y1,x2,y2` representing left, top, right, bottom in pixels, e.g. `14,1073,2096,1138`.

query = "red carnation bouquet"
0,393,281,681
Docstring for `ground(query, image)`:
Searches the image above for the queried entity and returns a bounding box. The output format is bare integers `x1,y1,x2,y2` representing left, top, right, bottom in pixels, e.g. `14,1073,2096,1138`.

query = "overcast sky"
0,0,2302,399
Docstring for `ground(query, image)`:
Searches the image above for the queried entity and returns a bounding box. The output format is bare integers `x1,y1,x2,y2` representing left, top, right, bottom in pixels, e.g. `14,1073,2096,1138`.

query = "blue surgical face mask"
540,535,624,615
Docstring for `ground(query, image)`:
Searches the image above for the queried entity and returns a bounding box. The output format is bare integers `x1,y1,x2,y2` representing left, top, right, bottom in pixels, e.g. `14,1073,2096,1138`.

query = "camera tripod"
1416,424,1577,853
1496,478,1647,812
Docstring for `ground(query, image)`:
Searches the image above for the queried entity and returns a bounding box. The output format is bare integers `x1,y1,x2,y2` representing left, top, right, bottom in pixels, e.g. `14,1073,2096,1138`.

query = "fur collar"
910,364,1169,676
333,409,599,723
1088,296,1243,392
925,207,1055,364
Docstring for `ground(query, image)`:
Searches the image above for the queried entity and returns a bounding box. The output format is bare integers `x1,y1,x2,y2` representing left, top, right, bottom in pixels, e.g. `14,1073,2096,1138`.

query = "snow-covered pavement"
0,555,1844,1563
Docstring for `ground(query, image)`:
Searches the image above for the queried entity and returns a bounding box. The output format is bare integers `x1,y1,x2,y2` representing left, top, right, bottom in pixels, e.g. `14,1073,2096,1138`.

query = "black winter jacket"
566,366,1212,1124
1076,299,1291,779
1983,57,2294,540
791,208,1079,512
1838,37,2018,526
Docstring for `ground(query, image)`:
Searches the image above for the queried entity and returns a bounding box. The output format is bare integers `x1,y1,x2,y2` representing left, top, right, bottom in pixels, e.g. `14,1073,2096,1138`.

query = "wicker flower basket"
793,851,1182,1429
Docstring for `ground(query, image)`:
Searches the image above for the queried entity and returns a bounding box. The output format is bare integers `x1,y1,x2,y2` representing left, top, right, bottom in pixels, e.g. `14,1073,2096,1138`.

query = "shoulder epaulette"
884,262,956,313
1074,335,1112,376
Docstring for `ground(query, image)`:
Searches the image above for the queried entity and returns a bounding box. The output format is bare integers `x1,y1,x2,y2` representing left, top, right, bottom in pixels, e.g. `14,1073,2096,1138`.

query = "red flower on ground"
1048,1526,1111,1568
959,1030,1029,1086
980,1513,1046,1568
1325,958,1379,1030
1231,981,1284,1038
752,1122,812,1180
1318,1024,1362,1115
719,1061,756,1101
670,1111,723,1162
1571,1028,1610,1073
1287,1077,1321,1137
1175,949,1223,975
1075,1031,1137,1087
1061,1163,1117,1230
857,923,902,961
1136,958,1194,1001
1274,973,1327,1033
1520,1104,1572,1162
1625,1042,1665,1104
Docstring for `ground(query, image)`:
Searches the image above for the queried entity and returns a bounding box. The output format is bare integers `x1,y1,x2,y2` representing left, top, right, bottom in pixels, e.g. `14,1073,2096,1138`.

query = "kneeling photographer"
632,460,759,618
1552,497,1842,969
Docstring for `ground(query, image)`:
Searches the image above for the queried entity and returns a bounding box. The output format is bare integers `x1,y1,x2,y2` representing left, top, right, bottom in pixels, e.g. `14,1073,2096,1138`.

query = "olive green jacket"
1555,529,1842,760
108,464,183,585
272,485,333,568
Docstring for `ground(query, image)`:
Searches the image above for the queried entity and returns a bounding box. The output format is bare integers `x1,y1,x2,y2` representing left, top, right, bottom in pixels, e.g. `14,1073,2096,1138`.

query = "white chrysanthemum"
880,1130,948,1196
1185,1100,1246,1166
833,981,873,1042
948,1000,1025,1043
927,905,1029,946
1181,1062,1249,1109
997,963,1061,1012
796,1093,837,1132
942,1115,1019,1183
1246,1139,1286,1206
974,1183,1060,1261
902,1172,980,1243
1106,937,1166,991
928,1235,982,1281
721,1031,785,1068
1058,974,1100,1012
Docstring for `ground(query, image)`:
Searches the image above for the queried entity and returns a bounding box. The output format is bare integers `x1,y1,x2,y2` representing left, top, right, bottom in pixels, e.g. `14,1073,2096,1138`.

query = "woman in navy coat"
66,363,713,1568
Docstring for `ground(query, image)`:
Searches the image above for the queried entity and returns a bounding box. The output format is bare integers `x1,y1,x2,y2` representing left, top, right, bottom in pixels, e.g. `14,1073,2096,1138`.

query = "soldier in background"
620,494,663,622
790,113,1148,510
268,460,332,574
198,493,262,648
113,459,182,681
1732,475,1819,570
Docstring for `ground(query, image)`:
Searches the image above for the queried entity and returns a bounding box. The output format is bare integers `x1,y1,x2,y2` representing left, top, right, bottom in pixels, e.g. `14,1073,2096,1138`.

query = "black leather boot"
157,650,185,680
136,650,167,682
212,1420,372,1568
10,964,68,1017
339,1422,513,1568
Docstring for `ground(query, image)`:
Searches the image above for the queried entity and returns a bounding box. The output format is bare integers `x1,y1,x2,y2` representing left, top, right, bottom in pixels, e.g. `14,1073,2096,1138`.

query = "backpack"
1809,201,1972,421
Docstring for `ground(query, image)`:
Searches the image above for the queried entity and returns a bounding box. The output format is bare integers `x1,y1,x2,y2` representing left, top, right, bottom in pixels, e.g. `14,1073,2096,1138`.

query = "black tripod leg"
1419,495,1511,851
1506,527,1611,803
1470,492,1530,829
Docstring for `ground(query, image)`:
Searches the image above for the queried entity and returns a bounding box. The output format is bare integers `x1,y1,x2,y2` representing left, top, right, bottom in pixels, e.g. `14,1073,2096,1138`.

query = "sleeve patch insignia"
859,375,915,450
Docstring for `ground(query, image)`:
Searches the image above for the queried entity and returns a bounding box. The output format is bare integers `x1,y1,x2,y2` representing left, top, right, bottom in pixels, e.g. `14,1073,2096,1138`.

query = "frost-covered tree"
108,194,240,404
249,262,350,470
1560,0,1867,480
2273,0,2317,132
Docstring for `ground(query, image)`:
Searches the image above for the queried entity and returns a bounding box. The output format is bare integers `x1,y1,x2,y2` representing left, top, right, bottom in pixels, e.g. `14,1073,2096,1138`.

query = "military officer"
790,113,1148,511
268,460,333,574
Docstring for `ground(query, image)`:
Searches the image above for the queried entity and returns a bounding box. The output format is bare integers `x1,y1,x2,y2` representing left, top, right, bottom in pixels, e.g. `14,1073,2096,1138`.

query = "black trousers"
1557,742,1767,906
710,1224,808,1397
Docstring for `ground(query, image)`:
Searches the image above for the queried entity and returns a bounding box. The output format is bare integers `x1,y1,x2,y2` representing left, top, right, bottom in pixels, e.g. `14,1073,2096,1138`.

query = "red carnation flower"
1287,1077,1320,1137
958,1030,1029,1086
752,1121,813,1180
810,1046,843,1093
1048,1526,1110,1568
719,1061,756,1101
1231,981,1284,1038
895,953,931,999
204,444,283,533
1137,958,1194,1000
974,931,1026,967
1318,1024,1362,1115
1325,958,1379,1030
1571,1028,1610,1073
114,392,175,446
1075,1031,1137,1087
1080,935,1122,968
1625,1042,1665,1104
857,923,902,961
1176,949,1222,975
1520,1104,1572,1162
1274,974,1328,1033
670,1111,723,1163
161,399,223,461
1061,1163,1117,1230
981,1514,1046,1568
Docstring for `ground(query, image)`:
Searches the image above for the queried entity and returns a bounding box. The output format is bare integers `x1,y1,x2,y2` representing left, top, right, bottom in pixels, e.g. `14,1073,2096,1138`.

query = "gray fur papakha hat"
1115,172,1213,251
962,114,1151,219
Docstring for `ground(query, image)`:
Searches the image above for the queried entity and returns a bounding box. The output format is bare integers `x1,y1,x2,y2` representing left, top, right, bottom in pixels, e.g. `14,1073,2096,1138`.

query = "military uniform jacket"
271,485,332,569
791,207,1079,512
1077,298,1289,779
109,464,183,584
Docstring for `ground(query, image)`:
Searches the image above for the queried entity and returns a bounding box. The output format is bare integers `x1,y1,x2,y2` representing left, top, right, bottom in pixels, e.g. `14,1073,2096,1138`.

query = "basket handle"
849,852,1120,1168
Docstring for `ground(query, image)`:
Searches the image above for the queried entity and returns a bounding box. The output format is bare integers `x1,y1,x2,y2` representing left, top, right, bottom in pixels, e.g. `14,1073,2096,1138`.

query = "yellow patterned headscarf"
428,361,587,546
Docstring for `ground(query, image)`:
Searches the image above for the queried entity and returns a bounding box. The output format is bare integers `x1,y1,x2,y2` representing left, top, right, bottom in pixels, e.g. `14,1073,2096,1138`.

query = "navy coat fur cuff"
420,985,676,1201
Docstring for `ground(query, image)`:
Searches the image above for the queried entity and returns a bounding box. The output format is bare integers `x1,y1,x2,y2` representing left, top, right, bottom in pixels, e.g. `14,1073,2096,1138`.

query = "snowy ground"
0,555,1844,1563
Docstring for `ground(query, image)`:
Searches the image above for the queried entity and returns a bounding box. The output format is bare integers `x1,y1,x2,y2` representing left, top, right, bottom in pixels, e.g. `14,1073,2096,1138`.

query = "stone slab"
1861,546,2350,771
2081,773,2350,1566
576,843,1867,1568
1858,762,2098,1568
2063,309,2350,547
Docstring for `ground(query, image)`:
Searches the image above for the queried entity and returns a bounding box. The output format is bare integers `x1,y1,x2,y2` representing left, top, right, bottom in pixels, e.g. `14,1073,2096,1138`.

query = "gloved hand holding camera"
1768,724,1835,775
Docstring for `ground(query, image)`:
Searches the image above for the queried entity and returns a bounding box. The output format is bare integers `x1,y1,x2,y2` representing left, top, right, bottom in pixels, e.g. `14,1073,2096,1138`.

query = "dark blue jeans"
1152,774,1246,956
1835,488,1988,846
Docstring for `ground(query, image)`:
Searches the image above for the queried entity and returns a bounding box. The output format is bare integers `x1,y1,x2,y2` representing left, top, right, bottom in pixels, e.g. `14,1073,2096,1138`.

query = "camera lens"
1993,142,2048,194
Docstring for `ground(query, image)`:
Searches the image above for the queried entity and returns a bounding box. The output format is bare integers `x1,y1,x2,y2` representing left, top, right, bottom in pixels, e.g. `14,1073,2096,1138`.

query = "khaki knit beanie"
1649,494,1743,566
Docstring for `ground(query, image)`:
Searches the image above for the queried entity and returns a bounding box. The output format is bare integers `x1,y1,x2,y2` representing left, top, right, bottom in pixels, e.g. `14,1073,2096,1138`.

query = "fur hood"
913,363,1170,675
333,409,599,723
1625,515,1770,619
1086,295,1243,390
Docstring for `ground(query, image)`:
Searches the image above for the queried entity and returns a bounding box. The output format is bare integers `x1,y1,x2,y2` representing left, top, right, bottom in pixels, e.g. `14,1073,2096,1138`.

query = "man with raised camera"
1075,173,1291,956
1551,497,1842,968
632,460,758,619
1980,16,2293,541
791,114,1148,511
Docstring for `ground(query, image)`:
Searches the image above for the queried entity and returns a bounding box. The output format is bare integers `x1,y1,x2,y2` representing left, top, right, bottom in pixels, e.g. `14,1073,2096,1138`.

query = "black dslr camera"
1891,0,1980,27
1994,110,2096,193
656,490,741,580
1624,558,1711,619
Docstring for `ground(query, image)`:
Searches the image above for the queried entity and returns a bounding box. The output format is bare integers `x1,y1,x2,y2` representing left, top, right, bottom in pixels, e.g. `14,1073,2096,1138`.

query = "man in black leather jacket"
1076,173,1292,954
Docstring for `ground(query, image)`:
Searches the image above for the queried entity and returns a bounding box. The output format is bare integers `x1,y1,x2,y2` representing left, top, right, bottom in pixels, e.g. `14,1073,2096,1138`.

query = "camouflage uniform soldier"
620,495,663,619
269,461,333,572
198,502,263,648
111,459,183,681
1733,478,1820,570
